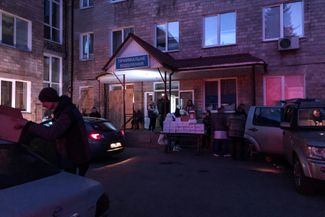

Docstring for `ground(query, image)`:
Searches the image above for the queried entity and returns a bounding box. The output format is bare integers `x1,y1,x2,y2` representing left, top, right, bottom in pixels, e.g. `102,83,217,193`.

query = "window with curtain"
264,75,304,106
80,32,94,60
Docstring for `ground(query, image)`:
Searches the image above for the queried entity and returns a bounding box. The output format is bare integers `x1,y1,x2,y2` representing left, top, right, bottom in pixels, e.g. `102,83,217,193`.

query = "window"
43,55,62,94
203,12,236,47
156,21,179,52
80,0,94,8
264,75,304,106
0,11,31,51
44,0,62,43
205,79,237,111
111,27,134,55
80,32,94,60
0,78,30,112
263,1,303,40
253,107,281,127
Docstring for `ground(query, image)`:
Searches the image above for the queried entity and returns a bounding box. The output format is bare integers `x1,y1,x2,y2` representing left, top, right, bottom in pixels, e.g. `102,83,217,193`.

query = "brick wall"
73,0,325,110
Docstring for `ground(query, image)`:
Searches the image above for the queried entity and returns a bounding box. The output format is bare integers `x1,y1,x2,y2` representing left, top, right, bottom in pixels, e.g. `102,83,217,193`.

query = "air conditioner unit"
278,36,300,51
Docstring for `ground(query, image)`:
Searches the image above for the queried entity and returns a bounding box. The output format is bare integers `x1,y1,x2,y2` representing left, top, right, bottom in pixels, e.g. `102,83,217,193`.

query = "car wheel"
293,158,315,195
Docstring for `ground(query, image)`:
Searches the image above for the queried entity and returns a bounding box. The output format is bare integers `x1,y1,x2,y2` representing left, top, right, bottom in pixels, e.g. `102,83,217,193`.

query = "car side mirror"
280,122,291,128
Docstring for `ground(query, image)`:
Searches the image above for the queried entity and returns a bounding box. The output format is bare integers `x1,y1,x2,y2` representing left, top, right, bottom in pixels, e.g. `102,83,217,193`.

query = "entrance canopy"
97,33,267,84
97,34,175,84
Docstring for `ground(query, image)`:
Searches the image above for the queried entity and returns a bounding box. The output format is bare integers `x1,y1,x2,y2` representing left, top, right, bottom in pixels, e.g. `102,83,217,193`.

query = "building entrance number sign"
116,55,149,70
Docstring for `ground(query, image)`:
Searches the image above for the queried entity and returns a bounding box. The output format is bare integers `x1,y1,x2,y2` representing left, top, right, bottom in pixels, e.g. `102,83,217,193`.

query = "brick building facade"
73,0,325,128
0,0,72,122
1,0,325,127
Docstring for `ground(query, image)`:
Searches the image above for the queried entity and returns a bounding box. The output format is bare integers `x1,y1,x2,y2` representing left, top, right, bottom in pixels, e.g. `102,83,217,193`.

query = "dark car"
42,117,125,160
84,117,125,159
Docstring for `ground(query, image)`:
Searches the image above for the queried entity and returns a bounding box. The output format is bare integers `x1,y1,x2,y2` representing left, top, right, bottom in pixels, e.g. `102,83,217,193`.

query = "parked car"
42,117,125,160
281,99,325,194
0,139,109,217
244,106,283,158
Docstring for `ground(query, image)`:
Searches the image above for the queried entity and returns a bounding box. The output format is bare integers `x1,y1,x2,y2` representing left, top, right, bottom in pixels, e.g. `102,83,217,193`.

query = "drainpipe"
252,65,256,105
70,0,74,98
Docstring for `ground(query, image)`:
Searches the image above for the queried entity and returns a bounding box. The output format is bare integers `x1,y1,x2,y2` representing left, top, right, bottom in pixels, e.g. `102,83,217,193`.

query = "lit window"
0,79,30,112
111,27,134,55
264,75,304,106
44,0,62,43
0,10,31,51
43,55,62,95
80,32,94,60
263,1,304,40
203,12,236,47
156,21,179,52
80,0,94,9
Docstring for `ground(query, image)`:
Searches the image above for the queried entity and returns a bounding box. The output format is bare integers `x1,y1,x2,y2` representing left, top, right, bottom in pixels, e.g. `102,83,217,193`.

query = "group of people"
203,104,247,160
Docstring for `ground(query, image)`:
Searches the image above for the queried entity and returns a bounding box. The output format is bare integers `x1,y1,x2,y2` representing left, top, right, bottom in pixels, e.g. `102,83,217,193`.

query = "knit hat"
38,87,59,102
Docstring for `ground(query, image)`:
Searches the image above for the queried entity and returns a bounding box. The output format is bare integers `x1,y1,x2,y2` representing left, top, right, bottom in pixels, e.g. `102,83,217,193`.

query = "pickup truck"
244,106,283,158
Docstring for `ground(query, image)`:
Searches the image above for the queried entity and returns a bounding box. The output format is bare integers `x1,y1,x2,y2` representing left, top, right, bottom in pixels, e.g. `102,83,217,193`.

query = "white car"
0,139,109,217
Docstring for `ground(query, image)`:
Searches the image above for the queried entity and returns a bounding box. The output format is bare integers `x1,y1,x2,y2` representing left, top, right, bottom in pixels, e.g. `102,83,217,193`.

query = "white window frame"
0,10,32,51
80,32,94,60
44,0,63,44
204,78,238,112
203,11,237,48
0,78,31,112
43,54,63,95
263,75,306,105
155,21,180,52
80,0,94,9
110,27,134,55
262,1,304,41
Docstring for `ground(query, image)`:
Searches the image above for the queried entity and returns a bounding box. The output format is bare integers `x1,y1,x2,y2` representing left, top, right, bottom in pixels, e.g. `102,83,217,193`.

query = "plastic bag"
157,134,168,145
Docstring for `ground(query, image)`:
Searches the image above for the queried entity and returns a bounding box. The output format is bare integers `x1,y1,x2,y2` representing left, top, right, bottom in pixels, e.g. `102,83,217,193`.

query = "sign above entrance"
116,55,149,70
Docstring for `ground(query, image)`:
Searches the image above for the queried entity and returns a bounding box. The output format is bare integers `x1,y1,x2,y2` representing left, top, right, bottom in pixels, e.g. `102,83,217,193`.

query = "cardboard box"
0,105,24,143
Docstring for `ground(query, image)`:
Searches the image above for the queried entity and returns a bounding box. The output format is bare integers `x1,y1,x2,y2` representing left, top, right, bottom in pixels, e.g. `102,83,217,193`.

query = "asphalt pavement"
87,147,325,217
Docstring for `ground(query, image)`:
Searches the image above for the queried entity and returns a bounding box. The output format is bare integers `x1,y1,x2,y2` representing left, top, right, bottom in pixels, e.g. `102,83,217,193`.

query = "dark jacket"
25,95,90,165
211,112,228,131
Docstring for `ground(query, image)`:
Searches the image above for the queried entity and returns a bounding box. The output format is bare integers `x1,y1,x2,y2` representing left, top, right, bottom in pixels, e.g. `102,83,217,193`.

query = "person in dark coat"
157,96,170,129
16,87,91,176
211,106,229,157
89,106,101,118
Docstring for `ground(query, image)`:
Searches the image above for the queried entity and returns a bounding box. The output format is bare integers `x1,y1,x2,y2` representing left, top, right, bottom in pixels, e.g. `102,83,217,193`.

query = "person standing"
89,106,101,118
16,87,91,176
227,104,247,160
202,110,212,150
211,106,229,157
157,96,170,129
148,102,158,131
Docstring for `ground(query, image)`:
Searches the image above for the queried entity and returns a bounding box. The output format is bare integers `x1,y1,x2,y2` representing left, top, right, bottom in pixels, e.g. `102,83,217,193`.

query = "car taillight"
89,133,103,140
95,193,109,217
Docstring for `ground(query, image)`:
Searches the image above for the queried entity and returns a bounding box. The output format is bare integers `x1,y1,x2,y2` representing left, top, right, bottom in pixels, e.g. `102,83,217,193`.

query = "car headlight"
307,146,325,160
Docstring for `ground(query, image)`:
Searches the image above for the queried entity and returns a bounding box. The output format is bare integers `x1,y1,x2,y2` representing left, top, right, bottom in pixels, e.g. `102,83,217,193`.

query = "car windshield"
298,107,325,128
92,121,117,132
0,142,60,190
